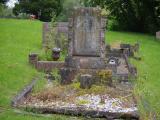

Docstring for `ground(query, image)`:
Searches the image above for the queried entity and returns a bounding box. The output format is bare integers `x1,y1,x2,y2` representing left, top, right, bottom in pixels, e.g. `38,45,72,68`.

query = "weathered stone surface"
156,31,160,39
120,44,131,49
107,64,117,74
36,61,64,72
106,48,123,58
59,8,138,85
42,22,68,49
123,54,137,77
56,22,68,35
42,22,51,48
11,79,37,107
80,74,93,89
29,53,38,66
24,106,139,119
120,43,139,57
55,22,68,48
106,45,111,52
21,92,139,119
65,56,106,69
60,68,77,84
72,8,101,56
68,7,106,58
130,66,137,77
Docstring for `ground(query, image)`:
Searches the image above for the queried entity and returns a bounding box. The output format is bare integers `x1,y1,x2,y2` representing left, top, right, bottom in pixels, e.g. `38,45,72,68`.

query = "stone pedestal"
65,56,106,69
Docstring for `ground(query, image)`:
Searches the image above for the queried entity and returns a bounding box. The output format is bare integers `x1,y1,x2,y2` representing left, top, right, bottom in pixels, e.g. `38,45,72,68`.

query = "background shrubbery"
10,0,160,34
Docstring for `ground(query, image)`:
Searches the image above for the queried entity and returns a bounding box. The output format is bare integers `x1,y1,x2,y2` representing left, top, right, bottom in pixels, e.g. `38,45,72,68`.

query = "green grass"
106,31,160,119
0,19,160,120
0,19,42,107
0,19,78,120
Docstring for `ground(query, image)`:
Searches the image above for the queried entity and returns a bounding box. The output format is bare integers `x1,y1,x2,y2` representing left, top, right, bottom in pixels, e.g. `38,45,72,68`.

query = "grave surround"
18,7,139,119
30,7,138,84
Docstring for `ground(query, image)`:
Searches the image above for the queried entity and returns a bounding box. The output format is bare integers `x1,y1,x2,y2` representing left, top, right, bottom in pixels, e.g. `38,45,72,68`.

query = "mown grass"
106,31,160,119
0,19,42,107
0,19,160,120
0,19,78,120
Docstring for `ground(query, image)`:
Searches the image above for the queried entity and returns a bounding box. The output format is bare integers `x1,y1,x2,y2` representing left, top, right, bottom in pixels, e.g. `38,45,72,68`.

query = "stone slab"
20,106,139,119
68,7,106,58
73,8,101,56
36,61,65,72
65,56,106,69
11,79,37,107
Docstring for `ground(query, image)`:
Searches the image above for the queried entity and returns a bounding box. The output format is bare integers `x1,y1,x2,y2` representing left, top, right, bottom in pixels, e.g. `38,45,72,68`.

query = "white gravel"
24,94,137,113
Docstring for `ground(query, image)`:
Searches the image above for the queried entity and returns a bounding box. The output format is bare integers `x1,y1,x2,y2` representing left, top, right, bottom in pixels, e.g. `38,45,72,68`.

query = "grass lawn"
106,32,160,119
0,19,75,120
0,19,160,120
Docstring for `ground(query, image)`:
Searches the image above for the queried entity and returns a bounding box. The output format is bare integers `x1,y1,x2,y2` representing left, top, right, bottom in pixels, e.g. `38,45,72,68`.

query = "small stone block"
80,74,93,89
60,68,77,85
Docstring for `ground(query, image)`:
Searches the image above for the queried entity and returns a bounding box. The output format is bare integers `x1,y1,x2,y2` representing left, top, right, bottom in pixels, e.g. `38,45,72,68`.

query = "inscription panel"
73,9,101,56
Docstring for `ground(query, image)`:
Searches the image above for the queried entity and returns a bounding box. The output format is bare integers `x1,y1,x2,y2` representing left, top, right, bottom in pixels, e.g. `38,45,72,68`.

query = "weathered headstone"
60,7,108,84
156,31,160,39
42,22,68,49
66,7,107,69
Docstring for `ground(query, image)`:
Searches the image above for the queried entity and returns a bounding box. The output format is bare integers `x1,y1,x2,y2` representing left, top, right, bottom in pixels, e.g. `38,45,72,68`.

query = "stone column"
68,18,74,57
100,16,107,59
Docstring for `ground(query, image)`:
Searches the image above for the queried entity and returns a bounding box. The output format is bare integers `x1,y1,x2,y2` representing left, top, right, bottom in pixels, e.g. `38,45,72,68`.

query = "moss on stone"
76,99,90,105
96,70,112,85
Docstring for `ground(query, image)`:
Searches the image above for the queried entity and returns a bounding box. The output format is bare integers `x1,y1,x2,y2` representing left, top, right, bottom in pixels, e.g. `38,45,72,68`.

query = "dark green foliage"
56,0,83,22
13,0,63,22
0,0,8,4
84,0,160,34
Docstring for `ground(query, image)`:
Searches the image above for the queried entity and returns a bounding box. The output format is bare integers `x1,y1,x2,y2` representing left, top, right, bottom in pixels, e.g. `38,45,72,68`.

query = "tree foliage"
13,0,62,22
0,0,8,4
84,0,160,34
13,0,160,33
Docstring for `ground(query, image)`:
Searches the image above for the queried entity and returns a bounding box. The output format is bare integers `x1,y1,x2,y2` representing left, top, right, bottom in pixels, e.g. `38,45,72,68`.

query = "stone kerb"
29,53,65,72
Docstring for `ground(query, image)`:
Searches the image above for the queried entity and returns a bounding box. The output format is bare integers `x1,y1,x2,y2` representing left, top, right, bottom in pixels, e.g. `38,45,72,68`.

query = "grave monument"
66,7,106,69
60,7,137,85
60,7,108,85
13,7,139,119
